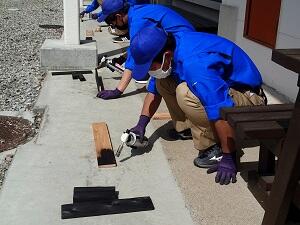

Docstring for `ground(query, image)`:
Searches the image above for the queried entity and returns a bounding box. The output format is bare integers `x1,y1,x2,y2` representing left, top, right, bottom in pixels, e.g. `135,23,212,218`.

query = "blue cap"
98,0,125,22
131,26,167,80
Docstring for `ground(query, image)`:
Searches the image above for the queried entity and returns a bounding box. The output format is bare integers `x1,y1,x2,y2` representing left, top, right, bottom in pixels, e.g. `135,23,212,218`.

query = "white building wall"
219,0,300,102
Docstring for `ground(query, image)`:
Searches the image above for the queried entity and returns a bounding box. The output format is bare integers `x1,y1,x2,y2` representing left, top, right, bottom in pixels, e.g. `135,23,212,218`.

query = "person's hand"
80,11,86,18
129,115,150,140
207,153,237,185
112,55,127,66
96,88,122,100
91,13,98,20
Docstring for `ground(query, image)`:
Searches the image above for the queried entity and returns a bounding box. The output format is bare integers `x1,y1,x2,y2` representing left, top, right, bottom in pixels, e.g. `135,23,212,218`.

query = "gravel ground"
0,0,63,111
0,0,63,189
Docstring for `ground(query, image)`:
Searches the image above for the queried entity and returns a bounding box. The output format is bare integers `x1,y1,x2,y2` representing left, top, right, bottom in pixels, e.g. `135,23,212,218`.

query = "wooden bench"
221,49,300,225
221,104,293,173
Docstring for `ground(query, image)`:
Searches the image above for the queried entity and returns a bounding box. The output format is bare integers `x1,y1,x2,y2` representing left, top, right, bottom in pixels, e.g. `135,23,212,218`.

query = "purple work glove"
97,88,122,100
129,115,150,140
207,153,237,185
91,13,98,20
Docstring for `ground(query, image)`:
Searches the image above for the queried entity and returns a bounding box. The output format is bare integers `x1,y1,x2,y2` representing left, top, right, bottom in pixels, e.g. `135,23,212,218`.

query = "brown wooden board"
235,121,287,140
221,104,293,120
262,105,300,225
272,49,300,74
152,112,171,120
92,123,117,168
86,29,94,40
227,111,292,127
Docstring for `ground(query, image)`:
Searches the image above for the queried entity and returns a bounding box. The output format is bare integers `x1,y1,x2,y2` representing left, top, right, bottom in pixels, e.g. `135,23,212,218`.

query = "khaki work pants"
156,76,266,151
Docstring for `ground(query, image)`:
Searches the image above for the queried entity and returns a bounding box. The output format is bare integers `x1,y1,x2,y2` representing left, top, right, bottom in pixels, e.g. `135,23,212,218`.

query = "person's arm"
141,93,162,118
129,93,162,139
211,120,235,153
85,0,100,13
97,49,146,100
117,69,132,92
97,69,132,100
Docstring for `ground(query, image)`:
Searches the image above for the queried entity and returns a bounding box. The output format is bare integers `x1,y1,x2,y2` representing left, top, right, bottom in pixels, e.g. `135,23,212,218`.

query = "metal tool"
115,130,130,157
95,56,126,92
115,130,149,157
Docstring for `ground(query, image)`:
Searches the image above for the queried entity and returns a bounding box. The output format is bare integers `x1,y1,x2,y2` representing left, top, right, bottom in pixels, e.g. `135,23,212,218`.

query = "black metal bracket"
95,68,104,92
61,186,154,219
51,70,92,82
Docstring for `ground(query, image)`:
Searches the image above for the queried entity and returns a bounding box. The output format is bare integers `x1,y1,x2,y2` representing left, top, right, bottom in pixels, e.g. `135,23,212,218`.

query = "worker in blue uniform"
80,0,150,21
80,0,103,20
127,26,267,185
96,0,195,99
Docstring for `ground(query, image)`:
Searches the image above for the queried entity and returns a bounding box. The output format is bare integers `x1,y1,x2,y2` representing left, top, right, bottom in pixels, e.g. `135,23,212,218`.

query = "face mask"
149,53,172,79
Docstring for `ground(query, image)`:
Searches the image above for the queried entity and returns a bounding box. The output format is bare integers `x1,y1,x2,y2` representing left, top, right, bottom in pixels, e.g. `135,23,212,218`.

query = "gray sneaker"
194,144,222,168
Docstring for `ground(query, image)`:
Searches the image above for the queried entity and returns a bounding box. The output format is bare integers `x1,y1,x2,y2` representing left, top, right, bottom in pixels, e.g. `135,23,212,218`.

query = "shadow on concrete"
119,87,147,99
80,39,97,45
103,76,122,80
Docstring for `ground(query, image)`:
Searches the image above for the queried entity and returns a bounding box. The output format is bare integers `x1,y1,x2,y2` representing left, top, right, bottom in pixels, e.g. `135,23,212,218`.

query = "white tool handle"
121,132,130,142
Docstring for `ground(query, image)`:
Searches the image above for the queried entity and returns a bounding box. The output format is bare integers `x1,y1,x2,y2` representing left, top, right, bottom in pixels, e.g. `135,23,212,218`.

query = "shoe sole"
193,157,220,168
193,161,217,168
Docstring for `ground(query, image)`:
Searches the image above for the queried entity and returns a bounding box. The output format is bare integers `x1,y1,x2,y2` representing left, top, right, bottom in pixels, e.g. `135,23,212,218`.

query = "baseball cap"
98,0,125,22
131,26,168,80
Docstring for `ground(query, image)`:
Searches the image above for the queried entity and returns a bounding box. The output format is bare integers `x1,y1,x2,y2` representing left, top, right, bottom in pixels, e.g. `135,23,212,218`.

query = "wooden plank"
73,186,118,203
152,112,171,120
95,26,102,32
92,123,117,168
227,111,292,127
272,49,300,74
61,197,155,219
258,143,275,176
86,29,94,40
262,104,300,225
221,104,294,120
236,121,287,140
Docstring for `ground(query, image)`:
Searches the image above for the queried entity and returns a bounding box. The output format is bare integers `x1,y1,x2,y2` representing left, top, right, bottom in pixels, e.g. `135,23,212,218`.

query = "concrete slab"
40,39,98,70
0,68,194,225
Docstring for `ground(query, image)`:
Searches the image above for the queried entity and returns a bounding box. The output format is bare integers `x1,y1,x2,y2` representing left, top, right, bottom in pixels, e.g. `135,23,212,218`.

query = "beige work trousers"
156,76,266,151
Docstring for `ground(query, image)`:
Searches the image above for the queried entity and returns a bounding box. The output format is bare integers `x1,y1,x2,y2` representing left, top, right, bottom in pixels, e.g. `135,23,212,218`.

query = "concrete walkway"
0,68,195,225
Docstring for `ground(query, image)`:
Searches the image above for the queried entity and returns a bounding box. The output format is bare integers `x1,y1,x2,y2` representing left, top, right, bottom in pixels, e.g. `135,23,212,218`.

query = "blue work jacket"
85,0,101,14
85,0,150,16
125,4,195,77
147,32,263,121
127,0,151,6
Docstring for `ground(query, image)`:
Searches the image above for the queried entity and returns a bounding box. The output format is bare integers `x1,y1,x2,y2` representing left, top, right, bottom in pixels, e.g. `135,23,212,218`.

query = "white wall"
219,0,300,102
